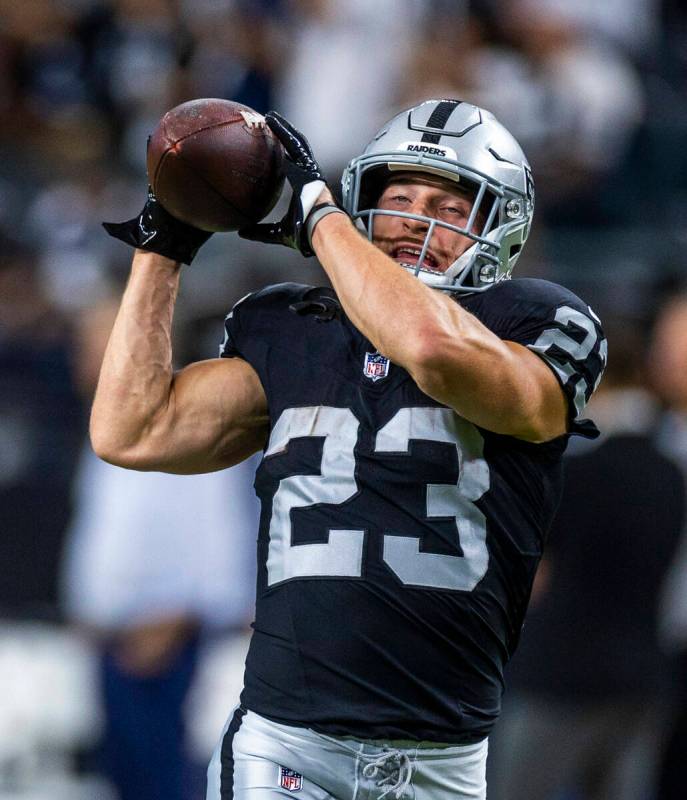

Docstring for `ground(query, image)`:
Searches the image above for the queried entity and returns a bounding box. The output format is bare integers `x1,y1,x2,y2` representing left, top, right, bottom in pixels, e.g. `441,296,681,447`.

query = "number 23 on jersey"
264,406,490,592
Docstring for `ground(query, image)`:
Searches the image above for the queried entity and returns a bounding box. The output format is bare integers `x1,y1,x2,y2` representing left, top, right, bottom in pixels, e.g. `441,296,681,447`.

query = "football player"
95,100,607,800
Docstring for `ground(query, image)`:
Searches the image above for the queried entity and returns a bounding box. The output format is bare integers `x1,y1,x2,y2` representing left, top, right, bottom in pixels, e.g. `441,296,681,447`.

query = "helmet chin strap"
399,240,479,291
441,242,479,286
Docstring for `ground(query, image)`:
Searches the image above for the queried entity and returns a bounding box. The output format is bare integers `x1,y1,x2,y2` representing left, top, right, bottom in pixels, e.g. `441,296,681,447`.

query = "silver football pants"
207,707,488,800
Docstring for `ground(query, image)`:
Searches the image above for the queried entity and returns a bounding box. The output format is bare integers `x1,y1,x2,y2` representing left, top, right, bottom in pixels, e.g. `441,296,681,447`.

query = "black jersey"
220,277,606,743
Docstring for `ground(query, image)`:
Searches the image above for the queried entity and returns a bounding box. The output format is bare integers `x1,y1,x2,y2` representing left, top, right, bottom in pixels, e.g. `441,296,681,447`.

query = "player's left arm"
311,210,568,442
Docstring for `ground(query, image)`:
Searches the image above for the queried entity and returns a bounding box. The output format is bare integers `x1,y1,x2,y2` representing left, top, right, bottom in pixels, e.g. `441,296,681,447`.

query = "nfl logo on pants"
279,766,303,792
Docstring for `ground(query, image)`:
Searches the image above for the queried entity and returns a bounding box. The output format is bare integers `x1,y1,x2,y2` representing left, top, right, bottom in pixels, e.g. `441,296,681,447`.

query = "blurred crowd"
2,0,687,798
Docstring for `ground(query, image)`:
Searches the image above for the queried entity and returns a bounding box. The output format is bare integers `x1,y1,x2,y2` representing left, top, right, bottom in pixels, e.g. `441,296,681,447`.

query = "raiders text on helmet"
341,99,534,293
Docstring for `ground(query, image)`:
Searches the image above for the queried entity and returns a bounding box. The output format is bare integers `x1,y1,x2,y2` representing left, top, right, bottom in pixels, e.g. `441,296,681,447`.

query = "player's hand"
238,112,344,257
103,186,212,265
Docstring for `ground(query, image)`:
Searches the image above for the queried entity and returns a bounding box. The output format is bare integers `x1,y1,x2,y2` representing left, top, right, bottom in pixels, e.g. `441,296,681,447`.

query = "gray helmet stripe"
421,100,461,144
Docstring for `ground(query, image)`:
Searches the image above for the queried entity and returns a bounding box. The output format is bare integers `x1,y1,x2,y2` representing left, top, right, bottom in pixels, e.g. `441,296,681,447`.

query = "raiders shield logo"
364,351,390,382
279,767,303,792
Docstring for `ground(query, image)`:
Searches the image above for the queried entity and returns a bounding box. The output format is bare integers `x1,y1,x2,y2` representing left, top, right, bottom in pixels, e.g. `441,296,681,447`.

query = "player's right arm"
90,250,269,474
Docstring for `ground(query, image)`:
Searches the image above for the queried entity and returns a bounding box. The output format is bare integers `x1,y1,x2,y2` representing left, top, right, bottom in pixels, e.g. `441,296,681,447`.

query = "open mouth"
392,246,443,273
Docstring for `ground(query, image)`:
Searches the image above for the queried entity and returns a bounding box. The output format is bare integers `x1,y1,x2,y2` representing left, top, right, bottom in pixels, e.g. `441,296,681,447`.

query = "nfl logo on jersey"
279,766,303,792
363,351,390,382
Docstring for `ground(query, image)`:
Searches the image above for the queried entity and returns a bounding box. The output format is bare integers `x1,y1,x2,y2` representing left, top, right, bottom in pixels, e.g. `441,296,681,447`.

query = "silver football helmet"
341,99,534,293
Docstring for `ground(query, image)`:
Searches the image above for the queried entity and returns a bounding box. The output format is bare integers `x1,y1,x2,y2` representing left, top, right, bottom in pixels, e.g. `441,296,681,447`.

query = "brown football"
147,98,285,232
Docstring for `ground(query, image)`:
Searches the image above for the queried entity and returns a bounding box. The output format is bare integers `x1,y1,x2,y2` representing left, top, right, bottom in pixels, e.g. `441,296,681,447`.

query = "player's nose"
402,199,431,231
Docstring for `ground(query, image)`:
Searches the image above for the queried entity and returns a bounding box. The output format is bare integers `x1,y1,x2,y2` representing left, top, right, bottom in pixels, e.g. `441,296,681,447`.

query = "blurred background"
2,0,687,798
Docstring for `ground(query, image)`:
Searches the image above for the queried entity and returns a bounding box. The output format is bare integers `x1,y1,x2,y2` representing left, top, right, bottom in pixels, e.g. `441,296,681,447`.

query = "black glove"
239,111,337,257
103,187,212,265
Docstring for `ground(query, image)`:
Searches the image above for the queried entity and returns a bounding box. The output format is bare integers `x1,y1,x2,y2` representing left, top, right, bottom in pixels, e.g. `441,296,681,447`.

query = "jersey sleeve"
219,291,253,359
218,282,317,360
524,301,606,425
472,279,607,435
